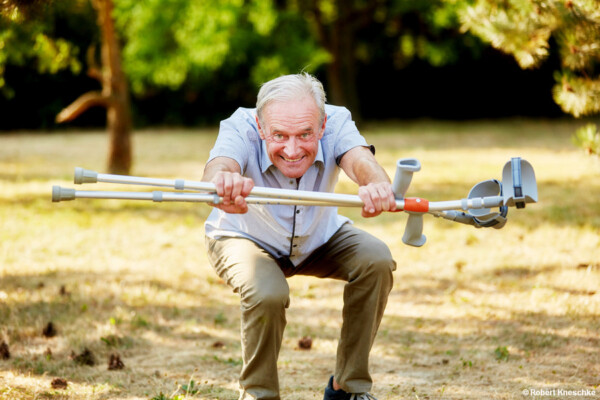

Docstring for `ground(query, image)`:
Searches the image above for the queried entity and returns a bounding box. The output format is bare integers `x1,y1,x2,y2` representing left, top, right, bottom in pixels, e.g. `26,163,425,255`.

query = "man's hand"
358,182,397,218
202,157,254,214
340,146,397,218
210,171,254,214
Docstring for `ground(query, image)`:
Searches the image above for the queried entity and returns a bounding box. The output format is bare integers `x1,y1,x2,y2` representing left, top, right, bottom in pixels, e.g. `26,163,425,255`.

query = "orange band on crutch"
403,197,429,213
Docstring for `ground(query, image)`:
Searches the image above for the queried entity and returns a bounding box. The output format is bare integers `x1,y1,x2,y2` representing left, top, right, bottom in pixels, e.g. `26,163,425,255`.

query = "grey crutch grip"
52,186,75,202
402,213,426,247
74,167,98,184
393,158,425,246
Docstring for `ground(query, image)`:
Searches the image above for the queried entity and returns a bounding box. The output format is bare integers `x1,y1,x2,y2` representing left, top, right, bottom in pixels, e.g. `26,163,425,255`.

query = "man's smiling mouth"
281,156,303,162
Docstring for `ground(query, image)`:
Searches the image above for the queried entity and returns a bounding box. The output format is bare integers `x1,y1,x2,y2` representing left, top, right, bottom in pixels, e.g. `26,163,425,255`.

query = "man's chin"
281,170,304,179
278,164,308,179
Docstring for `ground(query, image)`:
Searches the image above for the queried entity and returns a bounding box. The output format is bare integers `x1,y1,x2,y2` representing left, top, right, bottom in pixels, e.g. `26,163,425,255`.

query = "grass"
1,118,599,399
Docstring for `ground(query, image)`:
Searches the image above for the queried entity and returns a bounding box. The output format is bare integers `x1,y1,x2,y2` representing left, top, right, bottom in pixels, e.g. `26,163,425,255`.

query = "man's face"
257,96,326,179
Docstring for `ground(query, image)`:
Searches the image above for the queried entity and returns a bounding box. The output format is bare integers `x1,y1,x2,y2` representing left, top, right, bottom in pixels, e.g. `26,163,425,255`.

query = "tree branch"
55,91,112,123
86,44,103,82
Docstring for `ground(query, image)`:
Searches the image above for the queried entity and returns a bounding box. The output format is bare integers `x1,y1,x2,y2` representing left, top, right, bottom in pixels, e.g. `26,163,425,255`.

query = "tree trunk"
55,0,133,174
306,0,363,123
325,3,361,123
94,0,132,174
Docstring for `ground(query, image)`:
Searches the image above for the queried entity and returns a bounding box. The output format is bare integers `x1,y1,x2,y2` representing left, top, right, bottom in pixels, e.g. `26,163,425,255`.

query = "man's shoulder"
226,107,257,124
325,104,351,116
220,107,260,142
323,104,357,139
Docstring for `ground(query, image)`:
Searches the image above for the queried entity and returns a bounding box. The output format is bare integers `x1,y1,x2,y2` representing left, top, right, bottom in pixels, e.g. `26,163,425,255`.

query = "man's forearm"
352,156,391,186
202,156,241,182
340,146,391,186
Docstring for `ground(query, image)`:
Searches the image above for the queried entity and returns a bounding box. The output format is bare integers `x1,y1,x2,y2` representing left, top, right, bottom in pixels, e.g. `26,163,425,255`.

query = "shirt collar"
260,139,324,174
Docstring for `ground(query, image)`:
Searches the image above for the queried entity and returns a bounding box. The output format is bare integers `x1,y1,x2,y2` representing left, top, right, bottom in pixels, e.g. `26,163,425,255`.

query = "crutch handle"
402,213,426,247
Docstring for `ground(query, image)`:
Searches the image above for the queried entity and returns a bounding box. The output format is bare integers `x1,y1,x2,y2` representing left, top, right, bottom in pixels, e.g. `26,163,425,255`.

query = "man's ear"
256,115,266,140
317,114,327,140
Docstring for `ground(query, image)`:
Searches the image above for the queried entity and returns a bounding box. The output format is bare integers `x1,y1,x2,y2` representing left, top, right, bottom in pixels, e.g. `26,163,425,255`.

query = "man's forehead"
263,97,319,118
270,122,314,131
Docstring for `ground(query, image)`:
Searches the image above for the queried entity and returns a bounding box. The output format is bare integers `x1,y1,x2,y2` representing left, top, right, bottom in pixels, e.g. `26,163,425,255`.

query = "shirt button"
296,209,300,214
289,180,294,185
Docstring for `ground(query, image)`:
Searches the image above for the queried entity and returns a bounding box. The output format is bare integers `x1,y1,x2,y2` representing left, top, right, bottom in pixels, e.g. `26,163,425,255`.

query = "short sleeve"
323,105,370,165
208,108,257,174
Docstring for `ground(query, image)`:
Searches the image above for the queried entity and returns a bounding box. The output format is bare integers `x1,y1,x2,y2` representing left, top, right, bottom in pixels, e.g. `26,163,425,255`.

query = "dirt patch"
51,378,68,390
70,348,96,366
107,353,125,370
42,322,57,338
0,341,10,360
298,336,313,350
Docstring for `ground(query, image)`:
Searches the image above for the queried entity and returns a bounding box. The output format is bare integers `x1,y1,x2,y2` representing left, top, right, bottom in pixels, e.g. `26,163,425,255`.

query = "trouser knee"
240,283,290,312
356,242,396,285
364,258,395,293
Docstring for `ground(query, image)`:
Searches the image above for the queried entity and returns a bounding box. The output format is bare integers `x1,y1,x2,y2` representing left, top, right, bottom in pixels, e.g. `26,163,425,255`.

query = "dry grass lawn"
1,118,599,399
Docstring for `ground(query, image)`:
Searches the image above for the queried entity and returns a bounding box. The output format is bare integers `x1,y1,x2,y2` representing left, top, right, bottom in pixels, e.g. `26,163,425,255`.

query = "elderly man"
203,73,396,400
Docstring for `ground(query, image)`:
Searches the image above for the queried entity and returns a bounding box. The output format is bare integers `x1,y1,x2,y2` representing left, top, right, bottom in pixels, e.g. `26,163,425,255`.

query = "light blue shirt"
204,105,369,266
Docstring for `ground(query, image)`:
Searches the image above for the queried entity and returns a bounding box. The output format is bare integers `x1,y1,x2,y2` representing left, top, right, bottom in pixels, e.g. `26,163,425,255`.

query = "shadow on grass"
2,265,599,399
0,269,245,398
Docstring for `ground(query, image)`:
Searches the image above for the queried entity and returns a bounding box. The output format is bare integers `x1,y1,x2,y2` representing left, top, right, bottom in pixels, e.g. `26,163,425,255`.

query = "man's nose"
283,137,299,155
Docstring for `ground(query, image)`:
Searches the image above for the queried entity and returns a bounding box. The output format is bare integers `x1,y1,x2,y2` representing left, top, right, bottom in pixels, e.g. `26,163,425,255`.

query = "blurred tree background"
1,0,598,164
462,0,600,156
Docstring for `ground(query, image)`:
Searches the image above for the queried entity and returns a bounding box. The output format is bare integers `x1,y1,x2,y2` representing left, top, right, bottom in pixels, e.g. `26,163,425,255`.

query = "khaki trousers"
205,223,396,400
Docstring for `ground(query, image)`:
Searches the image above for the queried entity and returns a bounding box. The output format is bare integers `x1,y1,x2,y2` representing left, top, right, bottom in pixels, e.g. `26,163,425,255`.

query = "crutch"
52,157,538,247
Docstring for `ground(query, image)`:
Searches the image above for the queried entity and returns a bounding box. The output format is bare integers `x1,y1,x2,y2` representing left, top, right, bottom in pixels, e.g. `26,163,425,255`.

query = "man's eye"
273,134,285,141
301,132,312,139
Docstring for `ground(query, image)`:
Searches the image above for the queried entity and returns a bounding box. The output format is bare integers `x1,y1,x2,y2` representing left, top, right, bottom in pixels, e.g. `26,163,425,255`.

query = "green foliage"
295,0,482,69
150,393,184,400
213,311,227,326
248,11,331,86
2,0,482,99
553,70,600,117
113,0,327,94
180,379,199,395
494,345,510,361
0,0,93,98
212,355,243,367
461,0,600,119
572,123,600,156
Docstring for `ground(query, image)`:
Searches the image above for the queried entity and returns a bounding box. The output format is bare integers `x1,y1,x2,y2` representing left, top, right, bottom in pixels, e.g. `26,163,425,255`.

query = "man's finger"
376,185,394,211
359,187,376,214
241,178,254,197
234,195,248,213
230,174,243,202
222,174,234,205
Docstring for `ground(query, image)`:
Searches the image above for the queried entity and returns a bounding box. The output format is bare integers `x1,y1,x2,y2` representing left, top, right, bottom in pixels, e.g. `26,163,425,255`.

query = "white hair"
256,73,327,125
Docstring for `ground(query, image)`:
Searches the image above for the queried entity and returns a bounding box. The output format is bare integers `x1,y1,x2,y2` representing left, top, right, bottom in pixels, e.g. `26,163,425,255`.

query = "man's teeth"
283,157,302,162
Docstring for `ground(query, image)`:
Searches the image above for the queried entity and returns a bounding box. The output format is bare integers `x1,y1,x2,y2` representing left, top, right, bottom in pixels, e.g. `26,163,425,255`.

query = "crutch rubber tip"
52,186,75,202
74,167,98,184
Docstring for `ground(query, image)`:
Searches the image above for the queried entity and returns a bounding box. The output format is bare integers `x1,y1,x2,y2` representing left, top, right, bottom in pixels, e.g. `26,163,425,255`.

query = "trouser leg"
295,223,396,394
205,237,289,400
